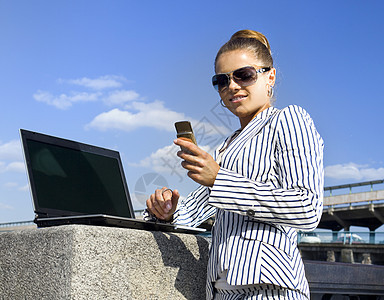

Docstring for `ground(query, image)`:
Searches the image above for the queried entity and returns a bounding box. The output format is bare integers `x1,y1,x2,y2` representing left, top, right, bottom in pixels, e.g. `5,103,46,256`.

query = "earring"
267,85,274,98
220,99,227,107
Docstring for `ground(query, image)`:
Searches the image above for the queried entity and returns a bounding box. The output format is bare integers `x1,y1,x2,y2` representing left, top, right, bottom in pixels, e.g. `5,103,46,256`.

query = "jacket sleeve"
172,185,217,227
208,105,324,231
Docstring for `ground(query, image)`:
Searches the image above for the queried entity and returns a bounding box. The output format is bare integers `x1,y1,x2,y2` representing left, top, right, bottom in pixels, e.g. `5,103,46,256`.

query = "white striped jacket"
173,105,324,299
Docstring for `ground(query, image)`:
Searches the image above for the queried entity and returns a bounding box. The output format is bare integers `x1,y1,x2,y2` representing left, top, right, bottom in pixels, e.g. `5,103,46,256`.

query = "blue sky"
1,0,384,225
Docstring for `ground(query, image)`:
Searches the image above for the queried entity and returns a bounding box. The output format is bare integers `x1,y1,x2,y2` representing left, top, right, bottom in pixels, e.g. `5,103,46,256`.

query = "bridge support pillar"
341,249,354,263
332,231,338,242
326,250,335,262
369,230,376,244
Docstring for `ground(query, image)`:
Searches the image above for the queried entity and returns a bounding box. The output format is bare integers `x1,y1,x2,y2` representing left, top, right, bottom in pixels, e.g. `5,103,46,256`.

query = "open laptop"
20,129,205,234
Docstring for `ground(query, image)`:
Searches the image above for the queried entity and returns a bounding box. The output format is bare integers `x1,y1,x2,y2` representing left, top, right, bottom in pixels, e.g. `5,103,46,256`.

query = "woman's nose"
227,76,241,90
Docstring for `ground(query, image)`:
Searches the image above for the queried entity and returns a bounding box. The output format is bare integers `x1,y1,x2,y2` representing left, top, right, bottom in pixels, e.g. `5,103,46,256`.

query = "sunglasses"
212,65,271,92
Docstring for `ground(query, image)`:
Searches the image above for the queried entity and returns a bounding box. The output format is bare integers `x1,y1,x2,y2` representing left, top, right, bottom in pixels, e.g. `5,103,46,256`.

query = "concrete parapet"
299,243,384,265
0,225,209,300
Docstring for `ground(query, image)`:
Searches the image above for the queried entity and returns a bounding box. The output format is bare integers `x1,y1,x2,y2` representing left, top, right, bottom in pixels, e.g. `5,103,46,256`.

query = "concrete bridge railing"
324,190,384,206
0,225,209,300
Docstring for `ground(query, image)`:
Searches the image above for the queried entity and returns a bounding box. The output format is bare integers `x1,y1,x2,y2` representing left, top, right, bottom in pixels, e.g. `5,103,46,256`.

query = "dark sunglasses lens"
212,66,260,91
233,67,257,86
212,74,229,91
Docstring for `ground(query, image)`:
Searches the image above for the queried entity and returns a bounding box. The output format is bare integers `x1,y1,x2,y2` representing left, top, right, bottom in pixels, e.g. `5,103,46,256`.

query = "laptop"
20,129,205,234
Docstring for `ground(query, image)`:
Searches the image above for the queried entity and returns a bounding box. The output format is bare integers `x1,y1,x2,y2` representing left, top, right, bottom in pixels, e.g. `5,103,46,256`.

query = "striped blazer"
173,105,324,299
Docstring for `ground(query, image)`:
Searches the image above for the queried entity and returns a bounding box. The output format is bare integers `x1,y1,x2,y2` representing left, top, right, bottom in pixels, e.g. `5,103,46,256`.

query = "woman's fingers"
174,138,220,187
146,187,179,221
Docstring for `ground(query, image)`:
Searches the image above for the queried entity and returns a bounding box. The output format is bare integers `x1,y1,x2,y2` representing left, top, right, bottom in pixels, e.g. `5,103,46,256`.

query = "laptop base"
35,214,206,235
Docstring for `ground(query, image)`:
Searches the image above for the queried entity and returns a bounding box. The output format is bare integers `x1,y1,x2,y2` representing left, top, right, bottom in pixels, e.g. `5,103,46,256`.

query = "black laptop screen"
23,133,133,218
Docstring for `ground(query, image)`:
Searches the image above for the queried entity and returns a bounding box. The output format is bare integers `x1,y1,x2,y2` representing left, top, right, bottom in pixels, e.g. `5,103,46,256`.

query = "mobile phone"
175,121,197,145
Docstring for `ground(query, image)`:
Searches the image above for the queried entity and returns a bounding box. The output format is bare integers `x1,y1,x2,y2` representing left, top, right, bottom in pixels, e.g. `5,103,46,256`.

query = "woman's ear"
268,68,276,86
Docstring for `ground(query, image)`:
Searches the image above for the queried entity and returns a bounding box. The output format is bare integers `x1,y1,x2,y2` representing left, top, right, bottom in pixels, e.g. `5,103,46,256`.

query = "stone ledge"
0,225,209,300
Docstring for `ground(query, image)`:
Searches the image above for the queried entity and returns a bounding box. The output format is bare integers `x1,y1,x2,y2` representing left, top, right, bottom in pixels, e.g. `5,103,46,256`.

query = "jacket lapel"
219,107,279,170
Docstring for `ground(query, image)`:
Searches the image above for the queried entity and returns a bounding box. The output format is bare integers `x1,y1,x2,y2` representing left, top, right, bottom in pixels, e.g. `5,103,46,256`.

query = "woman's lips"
230,95,247,103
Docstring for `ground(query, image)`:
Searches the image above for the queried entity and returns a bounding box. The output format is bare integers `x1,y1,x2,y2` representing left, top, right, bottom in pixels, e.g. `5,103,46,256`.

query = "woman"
145,30,324,300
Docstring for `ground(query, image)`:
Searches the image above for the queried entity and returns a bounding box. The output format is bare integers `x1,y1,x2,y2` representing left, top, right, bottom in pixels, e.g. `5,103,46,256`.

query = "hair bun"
215,29,274,70
230,30,271,54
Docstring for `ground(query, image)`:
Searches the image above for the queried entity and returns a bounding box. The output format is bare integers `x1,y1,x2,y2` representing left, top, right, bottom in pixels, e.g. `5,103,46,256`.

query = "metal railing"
324,179,384,196
0,220,35,232
0,220,34,227
298,230,384,245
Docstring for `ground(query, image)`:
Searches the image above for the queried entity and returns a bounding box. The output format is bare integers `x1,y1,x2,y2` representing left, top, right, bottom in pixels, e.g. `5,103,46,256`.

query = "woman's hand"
174,138,220,187
146,187,179,221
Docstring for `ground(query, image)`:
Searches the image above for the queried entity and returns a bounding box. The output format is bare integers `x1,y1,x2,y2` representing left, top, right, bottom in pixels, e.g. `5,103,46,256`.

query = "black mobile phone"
174,121,197,145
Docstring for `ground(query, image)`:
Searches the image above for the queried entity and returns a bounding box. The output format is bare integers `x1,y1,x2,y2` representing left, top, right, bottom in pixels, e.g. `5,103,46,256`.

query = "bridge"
319,179,384,232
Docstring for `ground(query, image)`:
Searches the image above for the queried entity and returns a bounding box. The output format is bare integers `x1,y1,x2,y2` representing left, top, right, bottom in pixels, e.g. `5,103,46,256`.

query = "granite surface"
0,225,210,300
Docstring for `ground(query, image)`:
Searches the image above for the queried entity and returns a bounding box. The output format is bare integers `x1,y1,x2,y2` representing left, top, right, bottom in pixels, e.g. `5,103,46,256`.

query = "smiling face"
215,49,275,129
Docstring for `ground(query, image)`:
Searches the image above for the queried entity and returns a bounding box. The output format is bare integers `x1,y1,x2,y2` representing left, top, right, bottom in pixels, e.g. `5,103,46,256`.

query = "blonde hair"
215,29,273,70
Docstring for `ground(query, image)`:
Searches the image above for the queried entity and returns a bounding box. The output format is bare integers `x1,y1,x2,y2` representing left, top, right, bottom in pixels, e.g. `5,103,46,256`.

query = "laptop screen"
21,130,134,219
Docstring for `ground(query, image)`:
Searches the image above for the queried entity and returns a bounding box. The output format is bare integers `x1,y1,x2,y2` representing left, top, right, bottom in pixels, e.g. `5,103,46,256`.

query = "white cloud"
6,162,25,173
86,100,187,132
3,182,28,192
61,75,127,90
0,202,13,210
0,161,25,173
103,90,140,106
325,162,384,181
4,182,18,188
0,140,22,161
19,184,30,192
135,144,182,174
34,75,131,109
133,143,215,177
33,90,101,110
33,74,231,142
86,99,232,140
0,140,25,175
